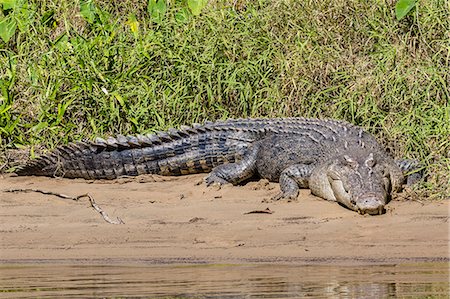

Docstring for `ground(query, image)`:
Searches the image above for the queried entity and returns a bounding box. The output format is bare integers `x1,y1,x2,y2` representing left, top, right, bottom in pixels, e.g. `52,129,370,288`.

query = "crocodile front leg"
205,144,260,185
272,164,315,201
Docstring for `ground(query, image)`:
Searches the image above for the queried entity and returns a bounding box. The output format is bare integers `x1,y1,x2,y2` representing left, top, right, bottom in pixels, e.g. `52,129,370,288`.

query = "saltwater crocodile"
16,118,419,215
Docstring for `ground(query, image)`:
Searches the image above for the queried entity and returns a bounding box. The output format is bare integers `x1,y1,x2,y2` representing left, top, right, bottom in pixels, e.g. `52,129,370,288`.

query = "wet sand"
0,174,449,265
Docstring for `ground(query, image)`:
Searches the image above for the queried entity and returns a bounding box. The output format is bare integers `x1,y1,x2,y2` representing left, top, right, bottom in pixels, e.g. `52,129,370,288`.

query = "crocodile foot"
271,190,299,202
204,173,230,186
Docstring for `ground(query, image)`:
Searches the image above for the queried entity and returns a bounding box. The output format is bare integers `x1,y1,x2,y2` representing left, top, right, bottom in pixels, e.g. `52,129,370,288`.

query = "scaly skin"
16,118,418,215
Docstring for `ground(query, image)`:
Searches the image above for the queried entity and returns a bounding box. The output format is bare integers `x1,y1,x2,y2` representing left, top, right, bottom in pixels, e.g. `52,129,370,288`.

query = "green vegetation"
0,0,448,199
395,0,417,20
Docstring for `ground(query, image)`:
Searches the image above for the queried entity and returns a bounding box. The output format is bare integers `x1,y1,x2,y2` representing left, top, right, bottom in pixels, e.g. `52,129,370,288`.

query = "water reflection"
0,263,448,298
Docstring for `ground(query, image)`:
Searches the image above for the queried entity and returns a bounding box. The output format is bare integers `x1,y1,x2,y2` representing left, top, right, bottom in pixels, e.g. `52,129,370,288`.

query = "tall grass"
0,0,448,199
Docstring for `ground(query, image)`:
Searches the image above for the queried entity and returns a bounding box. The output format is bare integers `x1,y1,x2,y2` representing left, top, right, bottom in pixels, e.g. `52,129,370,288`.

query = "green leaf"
187,0,208,16
79,0,96,24
54,33,72,52
15,2,33,32
147,0,166,23
56,99,74,124
395,0,416,20
127,14,139,38
0,103,11,115
113,93,125,107
0,16,16,43
0,0,16,10
31,121,48,133
175,7,191,23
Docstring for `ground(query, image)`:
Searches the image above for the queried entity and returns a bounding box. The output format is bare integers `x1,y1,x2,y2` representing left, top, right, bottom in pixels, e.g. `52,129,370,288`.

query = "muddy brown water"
1,174,449,297
1,263,449,298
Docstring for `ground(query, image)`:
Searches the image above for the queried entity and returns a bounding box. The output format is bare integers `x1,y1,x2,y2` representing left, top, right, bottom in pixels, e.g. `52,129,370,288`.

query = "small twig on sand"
5,188,80,200
244,207,274,215
85,193,124,225
4,188,124,225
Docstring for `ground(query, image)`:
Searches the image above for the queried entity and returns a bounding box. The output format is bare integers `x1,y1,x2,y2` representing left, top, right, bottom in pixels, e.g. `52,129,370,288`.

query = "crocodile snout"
356,195,385,215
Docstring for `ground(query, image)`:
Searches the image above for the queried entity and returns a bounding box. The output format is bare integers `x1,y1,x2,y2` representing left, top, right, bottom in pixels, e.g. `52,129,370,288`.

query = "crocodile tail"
16,127,248,179
16,142,103,179
15,151,62,177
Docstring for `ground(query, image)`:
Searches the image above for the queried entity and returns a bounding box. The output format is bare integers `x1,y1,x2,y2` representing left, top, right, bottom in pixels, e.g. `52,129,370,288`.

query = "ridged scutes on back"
15,117,363,178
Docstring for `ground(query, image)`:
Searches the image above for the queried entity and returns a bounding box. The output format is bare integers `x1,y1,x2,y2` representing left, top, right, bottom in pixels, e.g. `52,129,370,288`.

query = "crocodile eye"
365,153,376,168
343,155,358,169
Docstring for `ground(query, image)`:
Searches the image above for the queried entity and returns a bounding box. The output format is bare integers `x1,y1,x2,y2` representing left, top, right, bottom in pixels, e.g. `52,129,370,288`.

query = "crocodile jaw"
355,195,385,215
308,153,395,215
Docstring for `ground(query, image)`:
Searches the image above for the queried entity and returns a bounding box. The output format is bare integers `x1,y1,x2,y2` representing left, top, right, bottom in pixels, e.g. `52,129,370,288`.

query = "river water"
0,263,448,298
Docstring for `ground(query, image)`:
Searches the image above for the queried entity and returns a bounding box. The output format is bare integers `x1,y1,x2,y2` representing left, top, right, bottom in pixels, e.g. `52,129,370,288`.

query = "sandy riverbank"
0,173,448,265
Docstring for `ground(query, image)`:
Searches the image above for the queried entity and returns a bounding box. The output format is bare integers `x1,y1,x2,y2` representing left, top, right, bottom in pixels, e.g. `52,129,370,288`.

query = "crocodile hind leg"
205,144,260,185
395,159,425,185
272,164,316,201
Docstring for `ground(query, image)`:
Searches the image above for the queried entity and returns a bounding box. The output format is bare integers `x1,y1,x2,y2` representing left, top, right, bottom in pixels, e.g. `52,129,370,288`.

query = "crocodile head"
309,152,404,215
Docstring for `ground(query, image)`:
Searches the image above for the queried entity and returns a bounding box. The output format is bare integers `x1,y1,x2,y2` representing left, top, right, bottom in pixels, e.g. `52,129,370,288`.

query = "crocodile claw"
271,190,299,201
204,173,230,186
